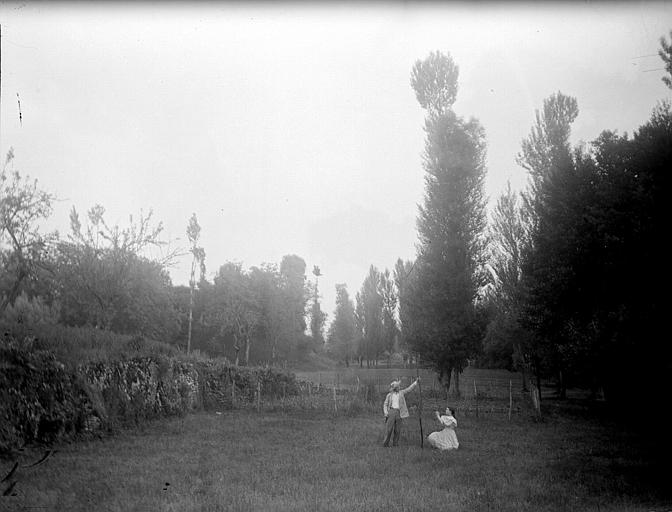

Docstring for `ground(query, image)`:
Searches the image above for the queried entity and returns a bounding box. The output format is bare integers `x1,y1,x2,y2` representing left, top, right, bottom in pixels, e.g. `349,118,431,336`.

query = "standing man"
383,377,420,447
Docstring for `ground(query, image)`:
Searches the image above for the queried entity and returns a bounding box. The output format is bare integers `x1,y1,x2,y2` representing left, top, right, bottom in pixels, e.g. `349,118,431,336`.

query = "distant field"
2,400,668,511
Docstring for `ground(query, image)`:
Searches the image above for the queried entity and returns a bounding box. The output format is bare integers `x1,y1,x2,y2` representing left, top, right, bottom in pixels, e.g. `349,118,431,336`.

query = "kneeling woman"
427,407,459,450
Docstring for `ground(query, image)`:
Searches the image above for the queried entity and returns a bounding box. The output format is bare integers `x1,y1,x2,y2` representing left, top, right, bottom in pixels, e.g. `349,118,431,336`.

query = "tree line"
2,35,670,409
330,36,670,415
0,164,320,364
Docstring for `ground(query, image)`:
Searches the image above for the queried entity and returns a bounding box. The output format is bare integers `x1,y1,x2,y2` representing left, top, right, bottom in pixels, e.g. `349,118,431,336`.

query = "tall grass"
1,400,668,512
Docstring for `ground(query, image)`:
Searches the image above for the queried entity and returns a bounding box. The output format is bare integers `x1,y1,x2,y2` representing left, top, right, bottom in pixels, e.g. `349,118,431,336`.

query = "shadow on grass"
540,397,672,505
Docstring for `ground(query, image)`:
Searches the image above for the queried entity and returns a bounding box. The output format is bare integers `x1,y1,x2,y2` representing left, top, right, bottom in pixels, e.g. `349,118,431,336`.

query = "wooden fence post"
530,383,541,419
256,379,261,413
508,380,512,421
282,382,286,413
474,379,478,418
230,370,236,405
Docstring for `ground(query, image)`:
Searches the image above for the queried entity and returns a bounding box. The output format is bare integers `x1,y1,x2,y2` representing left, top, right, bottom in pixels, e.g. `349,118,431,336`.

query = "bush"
0,335,87,454
0,330,303,453
1,292,59,326
0,323,179,369
195,360,301,409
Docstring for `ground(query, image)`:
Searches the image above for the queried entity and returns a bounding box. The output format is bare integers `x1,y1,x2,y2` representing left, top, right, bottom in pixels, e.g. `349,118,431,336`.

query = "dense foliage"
404,51,488,392
0,165,318,364
485,95,670,415
326,283,357,366
0,332,300,454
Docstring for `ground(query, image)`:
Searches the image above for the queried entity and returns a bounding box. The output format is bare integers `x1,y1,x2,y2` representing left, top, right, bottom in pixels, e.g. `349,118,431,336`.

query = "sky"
1,1,671,321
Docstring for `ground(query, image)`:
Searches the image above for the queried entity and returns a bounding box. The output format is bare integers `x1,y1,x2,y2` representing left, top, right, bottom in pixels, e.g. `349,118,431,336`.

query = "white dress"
427,415,459,450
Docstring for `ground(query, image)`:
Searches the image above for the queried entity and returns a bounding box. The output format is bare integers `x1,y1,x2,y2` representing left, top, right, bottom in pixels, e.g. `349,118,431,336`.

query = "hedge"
0,334,299,455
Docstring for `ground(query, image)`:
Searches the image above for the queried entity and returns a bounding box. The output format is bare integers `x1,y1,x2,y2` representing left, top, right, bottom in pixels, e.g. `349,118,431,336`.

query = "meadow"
1,396,669,512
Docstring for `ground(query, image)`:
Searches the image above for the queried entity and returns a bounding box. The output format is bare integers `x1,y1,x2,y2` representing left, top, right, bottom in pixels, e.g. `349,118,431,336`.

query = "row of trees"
326,265,399,368
326,42,668,412
3,37,669,399
392,39,669,409
0,149,187,344
187,255,314,364
486,92,669,405
0,157,325,364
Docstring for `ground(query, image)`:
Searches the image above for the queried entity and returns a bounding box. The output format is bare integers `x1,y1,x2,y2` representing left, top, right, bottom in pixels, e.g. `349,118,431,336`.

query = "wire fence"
294,367,525,398
208,368,531,420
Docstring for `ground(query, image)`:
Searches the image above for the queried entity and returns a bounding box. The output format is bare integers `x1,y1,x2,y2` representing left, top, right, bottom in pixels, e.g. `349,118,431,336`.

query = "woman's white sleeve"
441,416,456,428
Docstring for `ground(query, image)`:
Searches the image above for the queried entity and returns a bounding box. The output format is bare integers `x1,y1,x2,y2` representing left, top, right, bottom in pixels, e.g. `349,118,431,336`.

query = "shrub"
0,292,59,326
0,335,86,454
194,361,301,409
0,330,304,453
0,323,178,369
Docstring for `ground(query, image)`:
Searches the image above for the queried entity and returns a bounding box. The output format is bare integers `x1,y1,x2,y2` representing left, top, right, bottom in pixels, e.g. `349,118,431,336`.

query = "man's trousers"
383,408,402,447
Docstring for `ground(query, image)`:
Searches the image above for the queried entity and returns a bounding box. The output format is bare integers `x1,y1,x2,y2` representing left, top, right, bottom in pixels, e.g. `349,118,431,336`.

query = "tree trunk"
245,335,251,366
0,267,28,315
443,366,454,397
534,356,542,404
453,369,461,398
187,285,194,354
521,365,529,392
558,369,567,399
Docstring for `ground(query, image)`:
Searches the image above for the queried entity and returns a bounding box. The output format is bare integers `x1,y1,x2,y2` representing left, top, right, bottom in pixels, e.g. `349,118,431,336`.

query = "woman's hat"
390,380,401,389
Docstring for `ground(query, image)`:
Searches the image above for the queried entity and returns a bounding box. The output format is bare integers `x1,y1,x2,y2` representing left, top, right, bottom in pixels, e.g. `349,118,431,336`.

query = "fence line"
293,372,526,400
209,375,527,420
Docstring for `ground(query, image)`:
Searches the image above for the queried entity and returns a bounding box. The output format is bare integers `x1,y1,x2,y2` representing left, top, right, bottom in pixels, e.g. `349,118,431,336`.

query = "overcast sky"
1,1,670,319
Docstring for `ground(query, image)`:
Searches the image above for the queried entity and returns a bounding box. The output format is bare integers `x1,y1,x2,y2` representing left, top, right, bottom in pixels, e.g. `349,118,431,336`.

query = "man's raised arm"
401,378,419,395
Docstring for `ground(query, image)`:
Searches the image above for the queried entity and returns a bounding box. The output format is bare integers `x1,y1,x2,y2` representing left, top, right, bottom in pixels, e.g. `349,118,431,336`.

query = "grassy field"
1,399,669,512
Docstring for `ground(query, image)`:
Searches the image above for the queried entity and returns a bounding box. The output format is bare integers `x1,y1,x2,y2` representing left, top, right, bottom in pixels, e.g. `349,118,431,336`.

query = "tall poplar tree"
358,265,384,368
658,30,672,89
483,183,532,387
186,213,205,354
410,51,488,394
326,283,357,366
394,258,417,367
516,92,581,397
310,266,326,346
380,269,398,366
